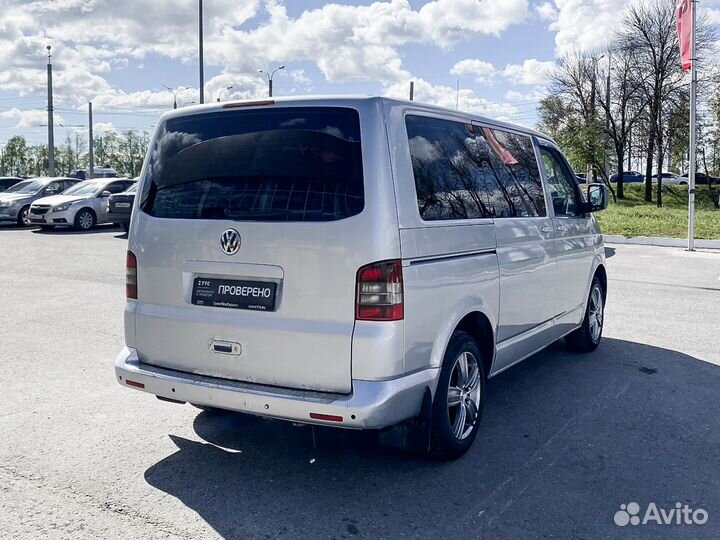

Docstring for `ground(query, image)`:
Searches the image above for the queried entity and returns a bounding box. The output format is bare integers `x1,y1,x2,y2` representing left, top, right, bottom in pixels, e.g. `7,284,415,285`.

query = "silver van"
116,96,608,459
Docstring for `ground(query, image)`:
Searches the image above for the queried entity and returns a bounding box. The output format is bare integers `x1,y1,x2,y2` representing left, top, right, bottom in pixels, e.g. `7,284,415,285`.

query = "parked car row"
610,170,719,185
0,176,137,230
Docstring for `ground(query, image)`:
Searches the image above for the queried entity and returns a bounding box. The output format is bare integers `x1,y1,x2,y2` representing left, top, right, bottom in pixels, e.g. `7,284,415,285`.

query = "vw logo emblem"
220,228,241,255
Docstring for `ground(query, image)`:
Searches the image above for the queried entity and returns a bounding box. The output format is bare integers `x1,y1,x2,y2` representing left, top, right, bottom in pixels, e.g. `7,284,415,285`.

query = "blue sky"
0,0,718,149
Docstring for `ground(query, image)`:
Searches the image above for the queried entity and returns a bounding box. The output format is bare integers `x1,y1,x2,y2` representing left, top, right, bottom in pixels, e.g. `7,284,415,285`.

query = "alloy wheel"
78,211,93,230
447,351,482,440
589,285,604,342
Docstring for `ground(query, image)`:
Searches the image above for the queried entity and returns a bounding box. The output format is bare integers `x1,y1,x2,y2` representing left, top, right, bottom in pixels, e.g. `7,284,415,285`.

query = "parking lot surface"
1,225,720,539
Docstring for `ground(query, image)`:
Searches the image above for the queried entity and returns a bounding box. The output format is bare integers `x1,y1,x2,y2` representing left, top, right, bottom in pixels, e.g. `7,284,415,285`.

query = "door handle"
557,224,567,232
541,225,552,233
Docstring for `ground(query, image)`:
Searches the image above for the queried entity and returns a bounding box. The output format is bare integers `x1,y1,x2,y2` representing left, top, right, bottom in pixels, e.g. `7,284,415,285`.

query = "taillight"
126,250,137,299
356,260,404,321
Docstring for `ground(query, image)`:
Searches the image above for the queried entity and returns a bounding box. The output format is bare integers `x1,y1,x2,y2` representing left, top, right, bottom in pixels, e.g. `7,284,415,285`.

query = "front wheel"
74,209,96,231
427,331,485,460
16,206,31,227
566,277,605,352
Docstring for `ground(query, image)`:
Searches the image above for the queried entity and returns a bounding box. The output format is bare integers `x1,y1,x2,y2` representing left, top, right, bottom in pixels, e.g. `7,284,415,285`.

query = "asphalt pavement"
1,224,719,540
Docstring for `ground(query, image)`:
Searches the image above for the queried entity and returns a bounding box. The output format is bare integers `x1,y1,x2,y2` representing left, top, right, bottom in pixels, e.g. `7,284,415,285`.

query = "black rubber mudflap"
378,387,433,454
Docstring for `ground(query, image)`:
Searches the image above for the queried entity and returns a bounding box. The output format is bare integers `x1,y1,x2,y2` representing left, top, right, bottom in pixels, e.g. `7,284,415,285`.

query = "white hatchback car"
116,96,608,459
30,178,135,230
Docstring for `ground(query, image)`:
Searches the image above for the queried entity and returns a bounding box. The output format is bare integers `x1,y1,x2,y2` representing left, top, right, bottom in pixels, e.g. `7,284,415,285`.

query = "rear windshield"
140,107,364,222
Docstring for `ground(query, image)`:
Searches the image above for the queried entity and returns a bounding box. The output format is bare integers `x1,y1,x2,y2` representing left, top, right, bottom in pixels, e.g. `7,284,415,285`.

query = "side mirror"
583,183,608,213
100,190,112,198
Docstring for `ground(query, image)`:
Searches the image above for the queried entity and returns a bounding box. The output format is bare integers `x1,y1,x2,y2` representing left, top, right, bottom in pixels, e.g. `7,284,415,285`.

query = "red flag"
677,0,692,71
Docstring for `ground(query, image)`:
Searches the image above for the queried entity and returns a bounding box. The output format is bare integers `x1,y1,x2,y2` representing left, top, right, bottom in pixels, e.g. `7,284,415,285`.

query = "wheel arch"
594,263,607,297
429,299,497,386
77,206,97,218
454,312,495,380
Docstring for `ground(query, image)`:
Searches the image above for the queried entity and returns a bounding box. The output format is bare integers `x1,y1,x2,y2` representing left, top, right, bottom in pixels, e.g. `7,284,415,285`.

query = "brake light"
309,413,343,422
222,100,275,108
126,251,137,299
356,260,404,321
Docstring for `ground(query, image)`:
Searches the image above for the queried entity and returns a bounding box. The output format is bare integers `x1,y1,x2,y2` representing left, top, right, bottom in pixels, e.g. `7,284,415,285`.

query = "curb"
603,235,720,250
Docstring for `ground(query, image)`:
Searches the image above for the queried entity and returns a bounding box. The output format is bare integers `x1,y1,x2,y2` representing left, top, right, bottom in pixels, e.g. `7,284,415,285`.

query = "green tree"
1,136,29,176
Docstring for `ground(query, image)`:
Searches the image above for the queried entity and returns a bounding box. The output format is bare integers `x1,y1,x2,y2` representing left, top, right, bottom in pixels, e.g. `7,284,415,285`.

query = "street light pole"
163,84,188,109
199,0,204,104
217,85,233,102
88,102,94,179
688,0,698,251
46,46,55,177
258,66,285,97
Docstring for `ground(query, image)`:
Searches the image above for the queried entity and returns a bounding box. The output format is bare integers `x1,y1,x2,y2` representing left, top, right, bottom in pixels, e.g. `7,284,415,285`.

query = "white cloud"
93,122,116,133
450,59,497,85
535,1,558,21
209,0,530,84
418,0,530,46
0,108,64,129
503,59,557,85
705,8,720,25
383,78,519,120
0,0,537,140
504,87,548,102
546,0,628,56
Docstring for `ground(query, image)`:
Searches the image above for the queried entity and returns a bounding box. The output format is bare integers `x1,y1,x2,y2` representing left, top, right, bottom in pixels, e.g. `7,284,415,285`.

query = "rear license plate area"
192,277,277,311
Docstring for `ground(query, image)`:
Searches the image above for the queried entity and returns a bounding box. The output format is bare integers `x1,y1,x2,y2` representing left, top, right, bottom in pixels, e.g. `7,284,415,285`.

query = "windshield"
62,181,105,197
6,180,43,194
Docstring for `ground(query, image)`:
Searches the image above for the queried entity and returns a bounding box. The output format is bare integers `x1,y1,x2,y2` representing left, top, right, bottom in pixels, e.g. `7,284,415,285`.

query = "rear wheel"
566,277,605,352
16,206,31,227
427,331,485,460
74,209,96,231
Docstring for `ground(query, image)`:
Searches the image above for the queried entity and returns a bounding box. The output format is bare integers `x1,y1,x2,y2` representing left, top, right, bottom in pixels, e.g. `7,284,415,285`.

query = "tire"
566,277,605,352
427,331,486,460
16,206,31,227
74,208,96,231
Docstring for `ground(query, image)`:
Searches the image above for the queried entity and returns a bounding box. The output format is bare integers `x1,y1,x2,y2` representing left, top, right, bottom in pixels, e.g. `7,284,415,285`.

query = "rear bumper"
115,346,438,429
107,210,131,224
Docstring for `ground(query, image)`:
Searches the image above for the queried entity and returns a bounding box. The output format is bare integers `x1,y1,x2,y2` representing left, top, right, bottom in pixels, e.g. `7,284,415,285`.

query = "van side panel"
401,228,500,375
382,100,500,377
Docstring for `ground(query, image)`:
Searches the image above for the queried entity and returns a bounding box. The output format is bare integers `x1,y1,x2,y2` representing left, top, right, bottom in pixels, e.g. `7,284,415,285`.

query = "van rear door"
130,103,397,393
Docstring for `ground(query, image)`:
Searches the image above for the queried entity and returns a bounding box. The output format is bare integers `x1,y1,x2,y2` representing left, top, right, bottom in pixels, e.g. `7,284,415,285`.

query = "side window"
106,182,127,194
539,145,581,217
44,181,63,195
474,127,546,217
406,115,494,220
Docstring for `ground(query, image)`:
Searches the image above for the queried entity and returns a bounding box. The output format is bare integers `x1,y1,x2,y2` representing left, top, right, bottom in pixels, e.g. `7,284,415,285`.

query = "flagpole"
688,0,697,251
